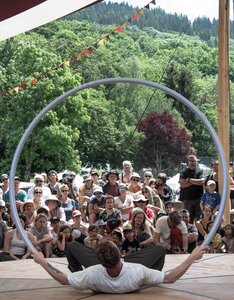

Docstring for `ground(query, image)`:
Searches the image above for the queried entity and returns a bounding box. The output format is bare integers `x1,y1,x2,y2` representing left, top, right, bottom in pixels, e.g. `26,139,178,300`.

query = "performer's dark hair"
96,240,120,268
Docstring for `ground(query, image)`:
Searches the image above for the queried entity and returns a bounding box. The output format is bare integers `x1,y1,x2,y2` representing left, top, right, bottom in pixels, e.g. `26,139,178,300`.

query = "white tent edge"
0,0,100,41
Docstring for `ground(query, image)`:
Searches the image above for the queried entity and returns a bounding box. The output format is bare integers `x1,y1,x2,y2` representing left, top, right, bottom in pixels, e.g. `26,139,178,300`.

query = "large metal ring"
9,77,228,251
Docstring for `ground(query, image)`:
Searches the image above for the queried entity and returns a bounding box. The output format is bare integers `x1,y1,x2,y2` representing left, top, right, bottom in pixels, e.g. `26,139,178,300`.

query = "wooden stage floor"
0,253,233,300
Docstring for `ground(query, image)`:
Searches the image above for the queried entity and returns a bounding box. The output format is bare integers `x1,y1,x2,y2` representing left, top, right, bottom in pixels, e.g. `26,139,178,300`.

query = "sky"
108,0,233,21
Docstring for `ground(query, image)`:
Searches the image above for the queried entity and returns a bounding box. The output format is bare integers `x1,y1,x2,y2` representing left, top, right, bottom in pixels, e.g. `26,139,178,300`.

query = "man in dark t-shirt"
179,155,204,223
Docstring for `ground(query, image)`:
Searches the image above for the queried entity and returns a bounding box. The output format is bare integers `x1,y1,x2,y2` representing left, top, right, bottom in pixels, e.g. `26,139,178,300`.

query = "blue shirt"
201,192,221,209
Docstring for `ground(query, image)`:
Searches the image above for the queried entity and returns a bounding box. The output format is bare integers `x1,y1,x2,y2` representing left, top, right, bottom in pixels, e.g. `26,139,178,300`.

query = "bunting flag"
81,49,88,56
133,13,139,21
116,26,122,32
0,0,157,97
63,61,70,67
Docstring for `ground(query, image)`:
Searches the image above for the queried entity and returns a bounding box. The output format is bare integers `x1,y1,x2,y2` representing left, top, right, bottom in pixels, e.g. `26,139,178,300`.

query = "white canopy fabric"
0,0,102,41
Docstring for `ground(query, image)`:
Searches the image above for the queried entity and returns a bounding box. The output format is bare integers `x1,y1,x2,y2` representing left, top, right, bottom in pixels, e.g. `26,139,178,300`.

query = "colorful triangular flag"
31,78,37,85
139,9,145,15
116,26,122,32
98,39,105,46
133,13,139,20
63,60,70,67
82,49,88,56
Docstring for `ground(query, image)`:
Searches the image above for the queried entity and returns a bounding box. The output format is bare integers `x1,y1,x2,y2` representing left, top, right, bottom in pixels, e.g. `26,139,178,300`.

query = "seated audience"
0,200,8,249
47,170,60,195
131,208,154,248
84,224,103,249
88,186,106,223
71,210,88,243
45,195,66,223
180,209,198,253
52,225,73,257
155,173,173,203
29,213,53,258
103,170,119,197
98,195,122,223
121,224,140,255
0,213,35,261
114,183,134,222
196,205,213,245
222,224,234,253
155,210,188,254
59,184,76,222
27,174,51,202
127,172,142,200
21,200,36,228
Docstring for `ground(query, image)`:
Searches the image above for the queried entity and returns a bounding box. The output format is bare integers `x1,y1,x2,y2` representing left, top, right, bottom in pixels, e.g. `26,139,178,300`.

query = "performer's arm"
164,246,208,283
33,251,69,285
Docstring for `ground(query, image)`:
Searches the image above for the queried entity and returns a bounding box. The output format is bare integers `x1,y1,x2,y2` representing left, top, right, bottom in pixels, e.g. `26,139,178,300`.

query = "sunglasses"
132,178,140,182
34,191,42,194
36,180,43,183
61,190,69,192
145,175,152,178
142,190,148,193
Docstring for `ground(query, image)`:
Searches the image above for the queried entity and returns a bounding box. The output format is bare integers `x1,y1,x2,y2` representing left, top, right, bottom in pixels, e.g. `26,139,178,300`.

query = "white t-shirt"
68,262,164,293
155,216,188,244
114,195,134,221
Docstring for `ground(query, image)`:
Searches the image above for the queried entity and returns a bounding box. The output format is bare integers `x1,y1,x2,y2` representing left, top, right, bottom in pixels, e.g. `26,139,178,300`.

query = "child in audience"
84,224,103,249
200,180,220,214
52,224,72,257
222,224,234,253
121,224,140,255
111,229,123,250
207,221,225,253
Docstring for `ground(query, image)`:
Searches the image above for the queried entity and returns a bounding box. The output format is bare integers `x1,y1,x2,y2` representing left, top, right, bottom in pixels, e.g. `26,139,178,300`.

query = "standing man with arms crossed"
179,155,205,224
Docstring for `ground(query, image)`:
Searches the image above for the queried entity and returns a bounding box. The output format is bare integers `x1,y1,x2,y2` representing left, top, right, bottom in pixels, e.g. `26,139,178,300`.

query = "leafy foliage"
137,112,193,173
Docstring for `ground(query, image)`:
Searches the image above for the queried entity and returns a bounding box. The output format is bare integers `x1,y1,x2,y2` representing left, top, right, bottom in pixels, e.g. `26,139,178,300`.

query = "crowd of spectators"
0,156,234,263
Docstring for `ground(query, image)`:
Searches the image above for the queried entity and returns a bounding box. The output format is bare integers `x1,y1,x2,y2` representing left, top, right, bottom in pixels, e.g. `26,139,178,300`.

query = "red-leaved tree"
137,112,194,173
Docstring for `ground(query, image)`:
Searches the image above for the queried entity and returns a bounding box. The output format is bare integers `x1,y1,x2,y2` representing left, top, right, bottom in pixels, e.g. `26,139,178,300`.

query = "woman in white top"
114,184,134,222
0,213,35,260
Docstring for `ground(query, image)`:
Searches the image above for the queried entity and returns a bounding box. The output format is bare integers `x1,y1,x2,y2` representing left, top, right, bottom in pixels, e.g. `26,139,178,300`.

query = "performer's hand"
32,251,46,264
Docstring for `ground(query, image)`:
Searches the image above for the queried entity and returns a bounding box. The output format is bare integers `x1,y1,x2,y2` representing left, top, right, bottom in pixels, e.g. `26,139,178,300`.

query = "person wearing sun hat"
130,195,154,225
78,174,97,220
103,170,119,197
45,195,66,223
21,199,36,228
127,172,142,200
89,186,106,224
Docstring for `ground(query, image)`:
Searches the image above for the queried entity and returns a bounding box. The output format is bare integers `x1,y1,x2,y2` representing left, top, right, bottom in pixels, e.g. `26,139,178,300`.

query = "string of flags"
0,0,156,97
